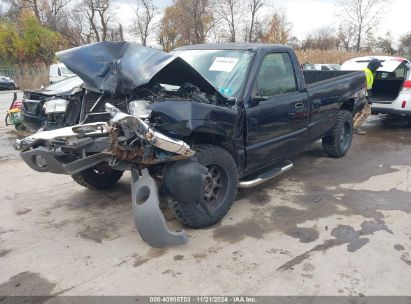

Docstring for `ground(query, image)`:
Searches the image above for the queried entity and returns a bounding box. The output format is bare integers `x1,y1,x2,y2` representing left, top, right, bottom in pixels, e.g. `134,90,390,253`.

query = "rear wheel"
72,163,124,190
322,110,353,158
169,144,238,229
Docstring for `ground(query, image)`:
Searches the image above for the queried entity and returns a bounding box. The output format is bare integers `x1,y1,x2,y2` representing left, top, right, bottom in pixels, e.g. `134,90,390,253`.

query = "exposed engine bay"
105,103,195,164
129,81,223,114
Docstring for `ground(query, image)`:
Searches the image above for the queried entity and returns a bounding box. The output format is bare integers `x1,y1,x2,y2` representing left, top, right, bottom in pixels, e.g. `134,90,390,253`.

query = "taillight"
403,80,411,91
394,57,406,62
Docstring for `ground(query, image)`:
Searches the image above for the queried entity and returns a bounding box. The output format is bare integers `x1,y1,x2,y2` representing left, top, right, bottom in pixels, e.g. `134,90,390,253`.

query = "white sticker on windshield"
209,57,239,72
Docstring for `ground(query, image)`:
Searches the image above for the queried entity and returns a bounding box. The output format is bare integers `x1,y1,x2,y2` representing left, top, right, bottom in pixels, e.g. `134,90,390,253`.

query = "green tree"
0,21,22,64
21,14,65,65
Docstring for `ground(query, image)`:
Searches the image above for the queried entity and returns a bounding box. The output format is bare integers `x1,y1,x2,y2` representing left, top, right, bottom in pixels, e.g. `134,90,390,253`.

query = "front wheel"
14,123,26,132
72,163,124,190
170,144,238,229
322,110,353,158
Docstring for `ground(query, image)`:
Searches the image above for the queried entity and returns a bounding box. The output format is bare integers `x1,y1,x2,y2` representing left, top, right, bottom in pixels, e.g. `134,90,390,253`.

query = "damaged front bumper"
105,103,194,164
16,104,204,248
17,104,195,174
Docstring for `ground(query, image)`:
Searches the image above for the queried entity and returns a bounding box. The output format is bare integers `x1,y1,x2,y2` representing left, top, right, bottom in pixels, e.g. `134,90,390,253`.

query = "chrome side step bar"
239,160,294,188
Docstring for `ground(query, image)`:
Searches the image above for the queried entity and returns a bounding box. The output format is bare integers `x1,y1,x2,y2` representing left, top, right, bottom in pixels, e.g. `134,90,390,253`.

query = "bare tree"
133,0,156,46
107,23,124,41
71,7,92,44
43,0,72,30
182,0,215,44
96,0,111,41
247,0,265,42
337,0,388,52
399,32,411,57
74,0,113,42
287,36,301,49
5,0,73,30
214,0,241,42
84,0,100,41
302,27,338,50
5,0,42,21
374,32,395,54
26,0,42,21
336,24,355,51
2,0,24,21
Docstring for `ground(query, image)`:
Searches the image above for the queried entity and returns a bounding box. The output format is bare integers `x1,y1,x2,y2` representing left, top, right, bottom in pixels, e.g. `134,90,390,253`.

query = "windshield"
172,49,253,98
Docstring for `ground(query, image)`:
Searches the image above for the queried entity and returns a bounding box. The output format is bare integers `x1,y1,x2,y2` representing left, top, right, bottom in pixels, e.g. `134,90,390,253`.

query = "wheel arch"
340,98,355,113
187,132,238,165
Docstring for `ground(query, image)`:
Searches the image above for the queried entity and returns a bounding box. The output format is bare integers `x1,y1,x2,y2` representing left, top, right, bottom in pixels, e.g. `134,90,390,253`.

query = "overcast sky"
116,0,411,45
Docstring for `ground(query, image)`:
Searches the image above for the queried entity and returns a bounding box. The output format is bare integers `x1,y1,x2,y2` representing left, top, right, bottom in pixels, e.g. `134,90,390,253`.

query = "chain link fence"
0,68,16,78
0,64,49,90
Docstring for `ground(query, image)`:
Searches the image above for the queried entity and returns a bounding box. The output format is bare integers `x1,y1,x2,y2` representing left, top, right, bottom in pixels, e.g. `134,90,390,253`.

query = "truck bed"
303,70,360,85
304,70,366,117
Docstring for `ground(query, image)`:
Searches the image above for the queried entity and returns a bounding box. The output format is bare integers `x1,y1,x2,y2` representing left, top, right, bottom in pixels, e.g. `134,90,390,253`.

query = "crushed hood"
56,41,223,96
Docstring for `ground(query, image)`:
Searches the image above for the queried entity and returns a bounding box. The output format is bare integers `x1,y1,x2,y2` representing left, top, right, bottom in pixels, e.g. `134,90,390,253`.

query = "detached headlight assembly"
43,99,68,114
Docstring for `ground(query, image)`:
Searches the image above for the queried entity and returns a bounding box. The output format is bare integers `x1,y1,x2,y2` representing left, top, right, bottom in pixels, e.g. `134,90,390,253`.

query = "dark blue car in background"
0,75,17,90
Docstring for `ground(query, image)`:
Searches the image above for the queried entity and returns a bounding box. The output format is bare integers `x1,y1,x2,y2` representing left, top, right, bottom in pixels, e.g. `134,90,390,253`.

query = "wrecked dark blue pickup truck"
16,42,367,247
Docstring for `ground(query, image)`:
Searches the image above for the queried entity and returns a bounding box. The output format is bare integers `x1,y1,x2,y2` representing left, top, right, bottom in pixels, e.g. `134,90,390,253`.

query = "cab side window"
254,53,297,98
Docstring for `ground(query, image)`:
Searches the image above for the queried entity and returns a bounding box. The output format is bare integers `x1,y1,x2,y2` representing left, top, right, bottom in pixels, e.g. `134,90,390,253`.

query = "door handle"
294,103,305,113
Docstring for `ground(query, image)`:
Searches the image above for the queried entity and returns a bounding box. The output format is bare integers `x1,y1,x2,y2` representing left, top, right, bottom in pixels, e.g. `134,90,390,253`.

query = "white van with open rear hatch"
341,56,411,118
49,63,76,83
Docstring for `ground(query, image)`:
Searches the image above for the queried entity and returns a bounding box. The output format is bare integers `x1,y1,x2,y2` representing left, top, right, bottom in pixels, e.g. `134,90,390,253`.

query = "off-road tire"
322,110,353,158
169,144,238,229
72,165,124,190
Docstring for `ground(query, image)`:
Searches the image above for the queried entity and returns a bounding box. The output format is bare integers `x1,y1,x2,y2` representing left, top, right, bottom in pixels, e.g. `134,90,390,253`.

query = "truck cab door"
245,52,309,173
